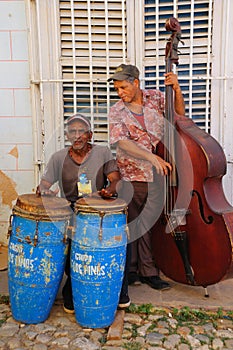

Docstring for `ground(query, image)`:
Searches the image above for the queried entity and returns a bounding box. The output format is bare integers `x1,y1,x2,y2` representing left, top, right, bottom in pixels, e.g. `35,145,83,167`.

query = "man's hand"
148,153,172,175
97,171,119,199
164,72,185,116
36,185,59,197
164,72,180,91
98,188,118,199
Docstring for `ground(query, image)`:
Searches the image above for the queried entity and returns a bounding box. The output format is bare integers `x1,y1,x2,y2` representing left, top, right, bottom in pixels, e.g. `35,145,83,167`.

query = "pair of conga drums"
8,193,128,328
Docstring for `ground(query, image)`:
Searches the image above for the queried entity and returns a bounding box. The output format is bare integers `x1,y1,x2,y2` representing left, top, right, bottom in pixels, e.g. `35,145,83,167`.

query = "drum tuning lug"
125,225,130,239
66,225,74,239
34,221,39,246
98,212,105,241
98,227,103,241
33,233,38,247
7,226,12,239
7,215,13,239
125,210,130,239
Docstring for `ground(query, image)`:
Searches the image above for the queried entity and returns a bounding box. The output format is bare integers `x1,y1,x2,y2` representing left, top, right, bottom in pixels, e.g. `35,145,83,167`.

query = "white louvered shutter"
59,0,213,143
141,0,213,132
59,0,127,145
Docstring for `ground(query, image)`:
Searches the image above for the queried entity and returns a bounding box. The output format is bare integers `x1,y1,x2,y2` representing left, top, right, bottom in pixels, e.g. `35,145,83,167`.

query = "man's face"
113,79,139,103
66,120,92,150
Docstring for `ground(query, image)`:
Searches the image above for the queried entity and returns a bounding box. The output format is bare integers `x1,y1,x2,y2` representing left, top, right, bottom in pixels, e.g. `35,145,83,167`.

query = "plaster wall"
0,0,34,244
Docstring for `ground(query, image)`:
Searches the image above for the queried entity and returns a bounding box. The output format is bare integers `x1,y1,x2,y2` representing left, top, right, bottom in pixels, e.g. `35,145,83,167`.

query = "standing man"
36,114,130,311
108,64,185,290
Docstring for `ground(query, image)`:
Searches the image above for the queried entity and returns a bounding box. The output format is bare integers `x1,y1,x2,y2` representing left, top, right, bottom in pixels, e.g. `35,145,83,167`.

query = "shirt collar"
117,89,150,111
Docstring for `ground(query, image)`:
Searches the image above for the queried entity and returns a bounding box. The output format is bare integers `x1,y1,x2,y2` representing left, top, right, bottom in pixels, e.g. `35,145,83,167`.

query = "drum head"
13,193,72,220
75,196,127,213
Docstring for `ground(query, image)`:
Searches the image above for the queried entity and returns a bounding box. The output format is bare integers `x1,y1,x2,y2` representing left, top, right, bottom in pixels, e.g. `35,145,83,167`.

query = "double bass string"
164,46,177,236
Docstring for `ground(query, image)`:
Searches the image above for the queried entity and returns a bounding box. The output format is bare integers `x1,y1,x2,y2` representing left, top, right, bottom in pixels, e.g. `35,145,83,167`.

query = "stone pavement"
129,273,233,311
1,269,233,349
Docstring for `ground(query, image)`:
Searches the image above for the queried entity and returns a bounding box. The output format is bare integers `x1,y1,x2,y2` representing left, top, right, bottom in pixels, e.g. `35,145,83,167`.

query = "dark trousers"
62,238,72,302
62,203,75,303
119,244,131,297
119,180,165,277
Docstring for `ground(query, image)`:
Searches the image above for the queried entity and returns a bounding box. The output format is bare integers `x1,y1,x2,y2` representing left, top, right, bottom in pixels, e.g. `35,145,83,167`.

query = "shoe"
62,275,74,314
63,301,75,314
140,276,171,290
128,272,142,286
63,305,75,314
118,293,131,308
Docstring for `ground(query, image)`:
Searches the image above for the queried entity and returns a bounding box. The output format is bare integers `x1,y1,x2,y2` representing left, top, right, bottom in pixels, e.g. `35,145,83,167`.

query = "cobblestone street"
1,269,233,349
1,297,233,349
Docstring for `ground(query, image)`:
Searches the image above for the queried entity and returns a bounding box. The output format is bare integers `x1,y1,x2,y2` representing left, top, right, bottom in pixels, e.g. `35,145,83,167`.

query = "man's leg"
62,238,75,313
126,182,149,285
136,182,170,290
118,244,131,308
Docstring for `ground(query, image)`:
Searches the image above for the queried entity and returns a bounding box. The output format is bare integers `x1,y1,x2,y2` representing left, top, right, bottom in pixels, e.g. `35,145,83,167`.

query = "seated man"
36,114,130,312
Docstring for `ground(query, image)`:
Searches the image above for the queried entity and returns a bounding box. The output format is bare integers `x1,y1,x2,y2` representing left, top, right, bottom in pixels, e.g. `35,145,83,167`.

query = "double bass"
152,17,233,290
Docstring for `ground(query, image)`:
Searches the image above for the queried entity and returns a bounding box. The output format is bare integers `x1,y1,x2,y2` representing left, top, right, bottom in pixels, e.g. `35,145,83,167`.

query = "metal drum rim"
74,197,127,214
12,206,72,221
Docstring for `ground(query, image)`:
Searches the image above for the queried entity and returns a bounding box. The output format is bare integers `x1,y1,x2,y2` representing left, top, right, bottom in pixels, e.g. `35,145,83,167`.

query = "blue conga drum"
8,193,72,324
71,197,128,328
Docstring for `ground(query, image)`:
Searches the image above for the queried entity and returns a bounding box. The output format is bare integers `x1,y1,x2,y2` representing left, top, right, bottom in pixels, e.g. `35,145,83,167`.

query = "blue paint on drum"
8,215,69,324
71,208,127,328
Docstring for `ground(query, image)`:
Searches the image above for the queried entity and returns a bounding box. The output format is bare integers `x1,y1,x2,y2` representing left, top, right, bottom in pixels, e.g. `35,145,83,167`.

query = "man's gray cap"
107,64,140,82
